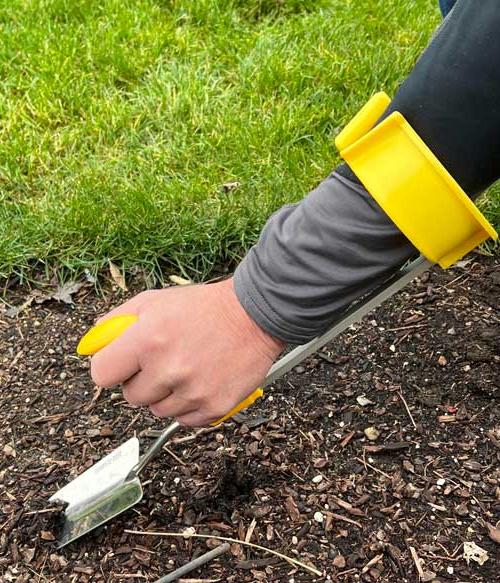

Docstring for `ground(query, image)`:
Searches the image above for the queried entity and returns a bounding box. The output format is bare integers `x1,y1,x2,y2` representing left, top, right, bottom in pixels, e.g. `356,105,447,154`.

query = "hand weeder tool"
50,255,430,547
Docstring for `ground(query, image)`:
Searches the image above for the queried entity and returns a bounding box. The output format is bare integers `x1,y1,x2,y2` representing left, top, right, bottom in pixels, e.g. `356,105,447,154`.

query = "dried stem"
124,529,322,577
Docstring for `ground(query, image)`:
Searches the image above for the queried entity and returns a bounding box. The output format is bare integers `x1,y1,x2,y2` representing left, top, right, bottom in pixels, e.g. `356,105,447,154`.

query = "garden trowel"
50,255,430,547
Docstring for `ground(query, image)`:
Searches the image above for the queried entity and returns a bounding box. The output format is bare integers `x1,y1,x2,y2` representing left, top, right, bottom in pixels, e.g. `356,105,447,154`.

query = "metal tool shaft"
263,255,431,387
129,421,181,478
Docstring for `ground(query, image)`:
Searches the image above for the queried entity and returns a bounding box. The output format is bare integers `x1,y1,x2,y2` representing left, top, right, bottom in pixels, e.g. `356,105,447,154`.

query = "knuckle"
144,332,168,353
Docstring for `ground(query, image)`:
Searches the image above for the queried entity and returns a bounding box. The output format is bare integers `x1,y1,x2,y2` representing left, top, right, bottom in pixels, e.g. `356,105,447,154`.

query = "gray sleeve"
233,172,416,344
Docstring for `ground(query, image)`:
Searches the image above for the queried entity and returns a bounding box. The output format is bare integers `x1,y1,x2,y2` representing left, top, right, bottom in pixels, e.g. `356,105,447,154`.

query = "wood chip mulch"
1,254,499,582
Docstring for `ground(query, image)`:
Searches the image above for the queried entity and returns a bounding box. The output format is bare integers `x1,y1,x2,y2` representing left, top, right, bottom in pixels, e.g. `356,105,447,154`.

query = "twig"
398,389,417,429
138,426,222,443
118,412,142,439
84,385,104,412
355,457,392,480
163,446,187,466
361,554,384,573
154,543,230,583
245,518,257,543
23,508,61,517
336,568,357,577
124,530,322,577
409,546,425,580
385,323,427,332
329,513,362,529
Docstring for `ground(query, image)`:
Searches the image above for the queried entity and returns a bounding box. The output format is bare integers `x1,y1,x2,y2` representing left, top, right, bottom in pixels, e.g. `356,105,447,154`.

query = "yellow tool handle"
77,314,139,356
77,314,264,425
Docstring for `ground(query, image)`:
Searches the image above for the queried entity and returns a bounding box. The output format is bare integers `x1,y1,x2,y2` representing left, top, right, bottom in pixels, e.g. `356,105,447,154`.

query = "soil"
1,255,499,583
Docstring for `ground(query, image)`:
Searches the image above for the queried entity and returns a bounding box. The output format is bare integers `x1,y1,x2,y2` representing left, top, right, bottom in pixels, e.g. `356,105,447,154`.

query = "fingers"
121,367,175,406
149,389,239,427
90,326,141,387
89,291,164,386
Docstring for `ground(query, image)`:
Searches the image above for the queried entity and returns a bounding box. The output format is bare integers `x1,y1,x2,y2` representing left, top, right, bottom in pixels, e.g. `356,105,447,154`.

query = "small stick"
355,457,391,480
119,412,142,438
163,446,187,466
361,553,384,573
329,512,362,529
398,389,417,430
125,530,321,576
154,544,231,583
409,546,425,580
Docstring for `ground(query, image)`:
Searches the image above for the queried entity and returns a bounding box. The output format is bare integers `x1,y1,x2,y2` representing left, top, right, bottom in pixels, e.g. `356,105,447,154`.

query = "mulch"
1,254,499,582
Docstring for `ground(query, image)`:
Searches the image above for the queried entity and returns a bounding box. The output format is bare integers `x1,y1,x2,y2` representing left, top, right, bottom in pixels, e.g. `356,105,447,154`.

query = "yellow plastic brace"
336,93,498,268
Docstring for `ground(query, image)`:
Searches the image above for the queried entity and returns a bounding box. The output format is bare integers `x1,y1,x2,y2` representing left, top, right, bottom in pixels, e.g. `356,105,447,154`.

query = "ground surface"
1,254,499,582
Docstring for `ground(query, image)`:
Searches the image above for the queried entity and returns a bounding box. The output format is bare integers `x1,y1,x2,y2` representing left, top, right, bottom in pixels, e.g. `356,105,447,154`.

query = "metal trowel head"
50,437,143,548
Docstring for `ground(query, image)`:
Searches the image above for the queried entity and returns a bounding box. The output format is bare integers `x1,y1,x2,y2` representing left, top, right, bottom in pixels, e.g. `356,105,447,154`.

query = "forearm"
235,0,500,345
234,173,416,344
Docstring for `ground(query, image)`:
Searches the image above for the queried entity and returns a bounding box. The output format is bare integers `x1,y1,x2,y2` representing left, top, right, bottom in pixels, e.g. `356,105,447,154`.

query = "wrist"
216,277,287,359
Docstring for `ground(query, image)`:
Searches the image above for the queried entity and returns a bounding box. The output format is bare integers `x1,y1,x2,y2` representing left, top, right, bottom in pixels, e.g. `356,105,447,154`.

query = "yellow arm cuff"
336,93,498,268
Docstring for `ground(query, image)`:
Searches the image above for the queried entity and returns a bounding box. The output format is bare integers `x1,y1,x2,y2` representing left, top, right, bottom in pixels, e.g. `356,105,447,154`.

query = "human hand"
89,278,285,426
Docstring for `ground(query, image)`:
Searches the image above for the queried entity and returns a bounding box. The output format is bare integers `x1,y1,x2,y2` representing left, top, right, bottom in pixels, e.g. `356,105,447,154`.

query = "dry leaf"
284,496,300,522
169,274,193,286
109,261,127,291
53,281,84,304
463,541,489,565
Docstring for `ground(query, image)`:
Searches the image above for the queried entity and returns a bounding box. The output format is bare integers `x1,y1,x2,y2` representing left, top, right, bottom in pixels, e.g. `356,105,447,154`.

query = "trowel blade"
50,437,143,547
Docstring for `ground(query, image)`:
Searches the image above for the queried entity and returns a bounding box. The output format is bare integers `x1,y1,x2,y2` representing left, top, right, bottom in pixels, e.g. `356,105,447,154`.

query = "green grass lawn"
0,0,496,282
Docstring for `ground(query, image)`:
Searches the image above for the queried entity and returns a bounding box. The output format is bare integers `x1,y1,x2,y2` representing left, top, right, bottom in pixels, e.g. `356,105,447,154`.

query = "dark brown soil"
1,255,499,582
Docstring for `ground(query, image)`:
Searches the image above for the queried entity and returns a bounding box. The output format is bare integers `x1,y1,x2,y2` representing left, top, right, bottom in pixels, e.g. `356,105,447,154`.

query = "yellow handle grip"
77,314,264,424
210,387,263,426
77,314,139,355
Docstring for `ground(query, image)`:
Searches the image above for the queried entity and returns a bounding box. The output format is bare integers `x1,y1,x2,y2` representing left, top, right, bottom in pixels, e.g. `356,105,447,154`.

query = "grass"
1,0,495,282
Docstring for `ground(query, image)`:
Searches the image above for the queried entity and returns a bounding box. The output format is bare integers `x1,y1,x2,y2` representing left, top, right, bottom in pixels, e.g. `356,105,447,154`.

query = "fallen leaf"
169,274,193,286
463,541,489,565
53,281,84,304
6,290,49,317
109,261,127,291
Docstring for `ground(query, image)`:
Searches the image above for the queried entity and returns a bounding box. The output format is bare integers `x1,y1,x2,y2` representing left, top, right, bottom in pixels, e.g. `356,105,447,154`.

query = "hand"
90,278,286,426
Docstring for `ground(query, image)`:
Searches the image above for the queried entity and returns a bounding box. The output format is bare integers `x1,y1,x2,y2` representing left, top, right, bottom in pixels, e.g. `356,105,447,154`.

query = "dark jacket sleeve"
234,0,500,344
